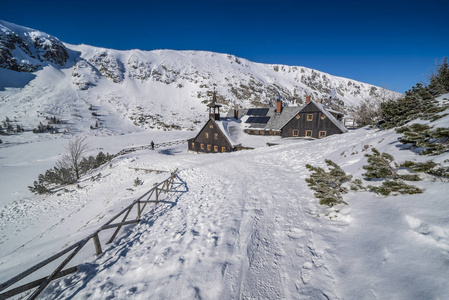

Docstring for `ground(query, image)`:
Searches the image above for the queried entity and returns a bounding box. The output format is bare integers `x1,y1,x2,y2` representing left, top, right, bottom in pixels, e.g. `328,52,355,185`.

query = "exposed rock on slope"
71,60,100,90
0,20,401,134
0,20,68,72
89,50,124,83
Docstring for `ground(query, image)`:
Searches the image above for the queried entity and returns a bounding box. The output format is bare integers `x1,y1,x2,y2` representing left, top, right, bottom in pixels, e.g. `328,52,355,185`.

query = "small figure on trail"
151,140,155,150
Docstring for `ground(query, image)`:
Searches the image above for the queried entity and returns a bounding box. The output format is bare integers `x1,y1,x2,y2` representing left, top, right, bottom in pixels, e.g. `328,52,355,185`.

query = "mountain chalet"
188,93,348,153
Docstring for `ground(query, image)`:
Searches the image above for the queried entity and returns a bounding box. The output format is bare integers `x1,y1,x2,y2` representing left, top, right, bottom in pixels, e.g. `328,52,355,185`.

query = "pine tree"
363,148,399,180
363,148,423,196
28,181,52,195
363,148,420,181
368,180,423,196
305,159,352,207
396,124,449,155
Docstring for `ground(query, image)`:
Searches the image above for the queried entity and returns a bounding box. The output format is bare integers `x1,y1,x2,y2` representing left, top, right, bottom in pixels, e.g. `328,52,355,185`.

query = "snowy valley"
1,19,449,300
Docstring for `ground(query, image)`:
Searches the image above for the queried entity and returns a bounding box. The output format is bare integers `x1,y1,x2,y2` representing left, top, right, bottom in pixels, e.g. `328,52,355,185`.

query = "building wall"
244,129,280,136
281,104,344,138
188,119,234,153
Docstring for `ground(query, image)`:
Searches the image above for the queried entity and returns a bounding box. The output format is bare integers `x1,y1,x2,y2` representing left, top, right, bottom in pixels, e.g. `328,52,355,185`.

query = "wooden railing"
116,139,188,156
0,169,180,300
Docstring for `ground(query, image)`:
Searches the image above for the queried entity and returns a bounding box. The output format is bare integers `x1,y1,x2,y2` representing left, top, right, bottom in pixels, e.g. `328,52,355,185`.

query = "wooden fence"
0,169,179,300
116,139,188,156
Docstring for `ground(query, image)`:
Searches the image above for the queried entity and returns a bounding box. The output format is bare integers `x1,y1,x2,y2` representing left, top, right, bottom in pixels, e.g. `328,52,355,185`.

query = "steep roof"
214,117,280,148
226,105,301,131
303,101,348,133
265,106,302,131
207,90,222,107
226,101,347,133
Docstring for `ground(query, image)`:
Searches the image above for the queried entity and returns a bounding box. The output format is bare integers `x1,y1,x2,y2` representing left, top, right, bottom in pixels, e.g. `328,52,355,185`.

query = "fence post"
93,233,102,256
107,206,132,244
137,201,141,219
1,170,179,298
28,238,89,300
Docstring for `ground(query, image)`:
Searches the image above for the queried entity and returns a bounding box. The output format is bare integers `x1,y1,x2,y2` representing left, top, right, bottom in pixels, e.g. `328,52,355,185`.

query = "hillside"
2,19,448,300
1,20,400,140
0,95,448,299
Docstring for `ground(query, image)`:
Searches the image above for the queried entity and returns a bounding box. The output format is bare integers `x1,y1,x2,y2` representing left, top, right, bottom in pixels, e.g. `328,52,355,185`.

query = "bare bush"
57,136,89,180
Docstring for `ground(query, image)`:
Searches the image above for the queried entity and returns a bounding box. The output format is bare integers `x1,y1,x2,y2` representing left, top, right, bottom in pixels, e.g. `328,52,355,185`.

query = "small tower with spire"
207,89,222,120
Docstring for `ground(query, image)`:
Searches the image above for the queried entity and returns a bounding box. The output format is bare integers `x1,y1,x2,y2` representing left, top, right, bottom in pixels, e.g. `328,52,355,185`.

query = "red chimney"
306,96,311,104
276,100,282,113
234,108,239,120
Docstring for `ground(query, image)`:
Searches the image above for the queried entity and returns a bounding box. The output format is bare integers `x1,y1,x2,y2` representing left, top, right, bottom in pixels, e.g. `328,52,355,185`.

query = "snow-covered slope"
1,96,448,299
0,20,400,139
0,20,68,72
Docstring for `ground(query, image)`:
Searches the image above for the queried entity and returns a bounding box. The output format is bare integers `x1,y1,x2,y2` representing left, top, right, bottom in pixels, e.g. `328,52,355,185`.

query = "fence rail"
0,169,179,300
116,139,188,156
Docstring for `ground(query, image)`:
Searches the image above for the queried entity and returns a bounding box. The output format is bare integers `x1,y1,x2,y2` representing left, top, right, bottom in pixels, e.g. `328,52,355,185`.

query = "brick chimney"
234,108,239,120
276,99,282,113
305,96,311,104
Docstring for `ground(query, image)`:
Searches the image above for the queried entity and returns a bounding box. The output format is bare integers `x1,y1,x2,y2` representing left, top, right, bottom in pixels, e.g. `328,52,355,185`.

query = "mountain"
0,20,400,136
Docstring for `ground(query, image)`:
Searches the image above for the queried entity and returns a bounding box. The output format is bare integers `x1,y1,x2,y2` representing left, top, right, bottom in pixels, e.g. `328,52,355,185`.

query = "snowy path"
2,121,449,299
39,140,346,299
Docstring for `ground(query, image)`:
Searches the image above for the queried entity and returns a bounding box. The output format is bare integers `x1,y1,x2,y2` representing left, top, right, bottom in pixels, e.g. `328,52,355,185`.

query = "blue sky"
2,0,448,93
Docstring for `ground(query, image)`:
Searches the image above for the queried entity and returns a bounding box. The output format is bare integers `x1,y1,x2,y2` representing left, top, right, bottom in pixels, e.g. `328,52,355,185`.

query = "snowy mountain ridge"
0,20,401,137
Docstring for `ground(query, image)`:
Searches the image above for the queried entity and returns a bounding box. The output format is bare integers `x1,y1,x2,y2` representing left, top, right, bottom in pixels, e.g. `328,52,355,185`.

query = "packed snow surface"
1,96,449,299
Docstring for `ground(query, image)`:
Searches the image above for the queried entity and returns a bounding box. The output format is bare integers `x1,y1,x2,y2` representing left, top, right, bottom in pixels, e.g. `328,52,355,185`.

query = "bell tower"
207,89,222,120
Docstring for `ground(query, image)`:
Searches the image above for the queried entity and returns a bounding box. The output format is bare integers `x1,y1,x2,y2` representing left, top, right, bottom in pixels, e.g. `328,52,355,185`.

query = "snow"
1,98,449,298
0,20,447,300
1,18,402,139
214,117,280,148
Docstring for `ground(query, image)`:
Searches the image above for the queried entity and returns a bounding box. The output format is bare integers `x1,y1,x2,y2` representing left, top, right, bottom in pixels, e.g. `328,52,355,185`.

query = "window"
200,143,204,149
305,130,312,137
321,114,326,120
214,145,218,152
254,131,258,135
207,144,211,151
209,125,213,128
319,131,327,138
295,114,300,119
307,114,313,121
292,130,299,137
205,132,209,139
191,142,195,148
221,147,226,152
259,131,264,135
214,133,218,140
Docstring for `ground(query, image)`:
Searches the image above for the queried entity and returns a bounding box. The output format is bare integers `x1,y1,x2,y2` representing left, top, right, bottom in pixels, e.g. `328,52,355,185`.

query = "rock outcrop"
0,20,68,72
